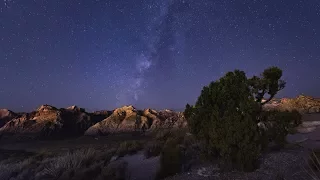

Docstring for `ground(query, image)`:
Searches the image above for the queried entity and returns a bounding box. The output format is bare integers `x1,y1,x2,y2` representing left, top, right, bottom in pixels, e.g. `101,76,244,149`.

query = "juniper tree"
184,67,288,171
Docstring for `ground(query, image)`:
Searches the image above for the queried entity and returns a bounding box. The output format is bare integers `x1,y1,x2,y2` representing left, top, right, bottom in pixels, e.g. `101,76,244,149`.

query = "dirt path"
121,152,160,180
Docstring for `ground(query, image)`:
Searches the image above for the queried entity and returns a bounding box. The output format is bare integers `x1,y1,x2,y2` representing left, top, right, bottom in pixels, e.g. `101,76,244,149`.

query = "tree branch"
261,94,275,105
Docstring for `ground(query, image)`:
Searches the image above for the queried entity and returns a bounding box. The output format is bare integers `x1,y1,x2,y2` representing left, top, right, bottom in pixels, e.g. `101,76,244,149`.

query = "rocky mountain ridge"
0,95,319,140
263,95,320,113
0,104,187,140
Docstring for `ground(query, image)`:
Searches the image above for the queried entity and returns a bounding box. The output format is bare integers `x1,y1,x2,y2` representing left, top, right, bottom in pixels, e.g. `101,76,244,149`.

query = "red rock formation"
1,104,187,138
0,109,17,128
263,95,320,113
0,105,108,140
85,106,187,136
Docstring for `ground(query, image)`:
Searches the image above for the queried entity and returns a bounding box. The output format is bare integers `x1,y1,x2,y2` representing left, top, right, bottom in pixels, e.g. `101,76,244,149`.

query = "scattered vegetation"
184,67,302,172
41,148,97,178
0,66,311,180
97,160,129,180
144,128,200,179
156,142,183,180
260,110,302,148
0,147,126,180
308,149,320,171
0,159,33,180
144,140,164,158
144,128,188,159
116,140,143,157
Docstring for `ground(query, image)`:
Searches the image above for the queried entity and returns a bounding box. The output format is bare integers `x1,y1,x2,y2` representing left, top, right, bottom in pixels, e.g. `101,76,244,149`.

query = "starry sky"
1,0,320,112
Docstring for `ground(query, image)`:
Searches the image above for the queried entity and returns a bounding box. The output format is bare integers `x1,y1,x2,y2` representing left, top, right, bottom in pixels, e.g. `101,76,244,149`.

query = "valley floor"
1,114,320,180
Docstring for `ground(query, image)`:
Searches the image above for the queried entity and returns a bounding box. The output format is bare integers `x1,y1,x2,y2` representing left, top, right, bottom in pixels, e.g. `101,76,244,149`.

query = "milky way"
1,0,320,112
115,0,194,106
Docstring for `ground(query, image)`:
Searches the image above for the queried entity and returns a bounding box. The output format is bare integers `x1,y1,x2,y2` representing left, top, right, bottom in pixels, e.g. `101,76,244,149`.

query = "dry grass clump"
0,159,33,180
144,140,164,158
116,140,143,157
144,128,188,159
0,147,127,180
38,148,98,179
305,149,320,180
144,128,200,179
97,160,129,180
309,150,320,171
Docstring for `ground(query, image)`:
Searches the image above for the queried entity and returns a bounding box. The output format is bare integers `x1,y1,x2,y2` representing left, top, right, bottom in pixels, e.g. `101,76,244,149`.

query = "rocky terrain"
0,105,110,140
85,106,187,136
0,95,319,140
0,105,187,140
263,95,320,113
0,95,320,180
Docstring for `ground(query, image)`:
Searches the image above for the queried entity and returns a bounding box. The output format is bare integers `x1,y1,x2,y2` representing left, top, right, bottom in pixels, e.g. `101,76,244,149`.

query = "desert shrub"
32,150,55,161
185,70,262,171
185,67,286,171
182,133,197,147
156,143,183,180
154,128,187,142
180,134,201,171
67,162,102,180
154,129,172,141
145,129,191,159
40,148,97,179
260,110,302,147
97,160,129,180
0,159,33,180
98,148,117,166
290,109,302,126
116,140,143,157
144,140,164,158
155,131,200,179
308,149,320,171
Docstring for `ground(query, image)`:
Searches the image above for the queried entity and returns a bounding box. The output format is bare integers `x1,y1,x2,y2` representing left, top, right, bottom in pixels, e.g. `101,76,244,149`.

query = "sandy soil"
121,152,160,180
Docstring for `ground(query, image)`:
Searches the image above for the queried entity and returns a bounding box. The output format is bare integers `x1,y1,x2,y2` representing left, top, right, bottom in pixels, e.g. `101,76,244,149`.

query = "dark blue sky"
1,0,320,112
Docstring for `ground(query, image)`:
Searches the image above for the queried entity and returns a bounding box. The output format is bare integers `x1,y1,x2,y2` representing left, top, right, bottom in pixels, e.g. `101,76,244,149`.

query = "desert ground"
0,113,320,180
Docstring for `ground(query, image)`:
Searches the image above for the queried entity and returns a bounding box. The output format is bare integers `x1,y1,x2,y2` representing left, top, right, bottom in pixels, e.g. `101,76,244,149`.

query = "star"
0,0,319,112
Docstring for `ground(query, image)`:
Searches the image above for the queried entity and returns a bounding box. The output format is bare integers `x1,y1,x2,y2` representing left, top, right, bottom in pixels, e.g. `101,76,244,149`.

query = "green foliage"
184,104,194,120
156,142,183,180
186,70,261,171
260,110,302,147
248,66,286,105
145,129,189,159
185,67,287,172
144,140,164,158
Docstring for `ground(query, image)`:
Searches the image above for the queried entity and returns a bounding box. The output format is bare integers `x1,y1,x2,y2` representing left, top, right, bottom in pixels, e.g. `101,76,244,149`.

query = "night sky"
1,0,320,112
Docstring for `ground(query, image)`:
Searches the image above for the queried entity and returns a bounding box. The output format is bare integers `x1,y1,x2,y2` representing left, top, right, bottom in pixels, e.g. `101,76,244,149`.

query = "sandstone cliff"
0,109,17,128
264,95,320,113
84,106,187,136
0,105,109,140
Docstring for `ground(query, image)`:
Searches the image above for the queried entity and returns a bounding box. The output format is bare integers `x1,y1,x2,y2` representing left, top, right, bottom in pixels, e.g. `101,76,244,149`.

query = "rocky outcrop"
0,105,108,140
1,104,187,138
85,106,187,136
0,105,61,140
85,106,146,135
0,109,17,128
264,95,320,114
